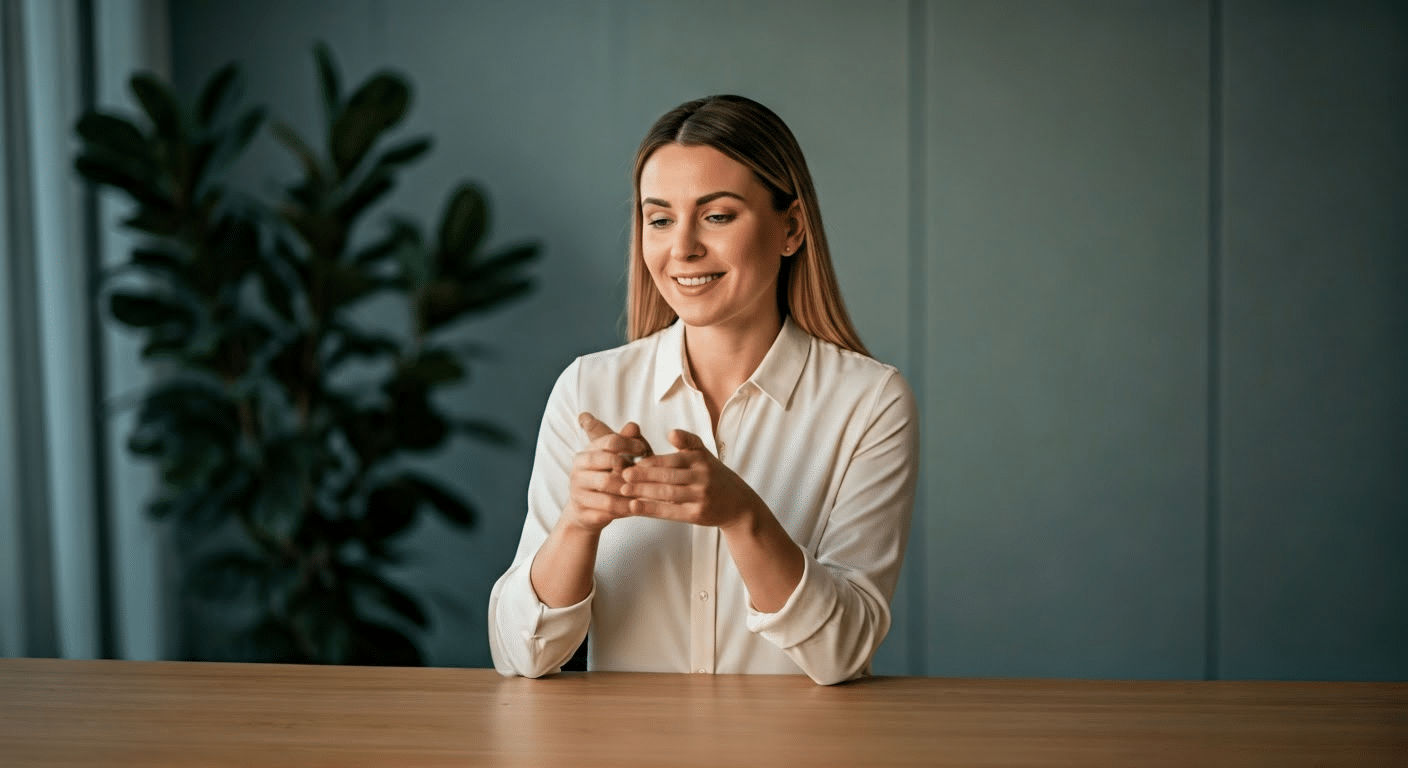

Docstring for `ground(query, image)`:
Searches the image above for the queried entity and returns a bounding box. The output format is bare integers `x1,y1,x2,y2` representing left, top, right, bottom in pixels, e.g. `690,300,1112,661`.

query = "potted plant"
75,44,536,664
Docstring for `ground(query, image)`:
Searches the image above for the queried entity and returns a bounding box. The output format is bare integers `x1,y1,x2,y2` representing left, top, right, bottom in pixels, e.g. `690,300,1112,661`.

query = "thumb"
619,422,654,457
577,412,615,442
668,429,707,452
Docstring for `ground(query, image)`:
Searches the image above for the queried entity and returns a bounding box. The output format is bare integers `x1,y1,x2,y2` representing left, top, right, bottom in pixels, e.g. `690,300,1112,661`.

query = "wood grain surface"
1,658,1404,766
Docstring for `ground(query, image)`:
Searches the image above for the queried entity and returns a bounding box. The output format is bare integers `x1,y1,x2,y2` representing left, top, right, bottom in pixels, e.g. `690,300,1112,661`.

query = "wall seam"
1204,0,1224,682
76,0,116,661
905,0,929,677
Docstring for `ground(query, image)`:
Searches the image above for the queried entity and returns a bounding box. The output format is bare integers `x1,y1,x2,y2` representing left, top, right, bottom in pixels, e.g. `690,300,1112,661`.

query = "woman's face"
639,143,801,336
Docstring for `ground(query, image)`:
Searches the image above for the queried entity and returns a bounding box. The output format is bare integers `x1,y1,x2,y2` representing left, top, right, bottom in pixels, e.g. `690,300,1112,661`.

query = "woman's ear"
783,199,805,256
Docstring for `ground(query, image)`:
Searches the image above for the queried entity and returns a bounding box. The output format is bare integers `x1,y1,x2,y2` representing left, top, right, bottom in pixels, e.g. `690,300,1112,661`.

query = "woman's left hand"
619,429,765,530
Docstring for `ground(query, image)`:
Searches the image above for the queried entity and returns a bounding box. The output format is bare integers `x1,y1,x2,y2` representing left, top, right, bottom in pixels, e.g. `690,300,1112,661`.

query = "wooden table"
1,658,1404,766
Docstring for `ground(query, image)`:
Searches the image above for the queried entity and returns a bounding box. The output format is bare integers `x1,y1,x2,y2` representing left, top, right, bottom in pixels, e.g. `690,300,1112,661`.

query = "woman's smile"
673,273,723,288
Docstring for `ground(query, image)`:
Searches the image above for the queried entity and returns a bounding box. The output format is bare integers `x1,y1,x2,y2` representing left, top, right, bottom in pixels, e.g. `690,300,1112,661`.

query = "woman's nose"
670,222,703,260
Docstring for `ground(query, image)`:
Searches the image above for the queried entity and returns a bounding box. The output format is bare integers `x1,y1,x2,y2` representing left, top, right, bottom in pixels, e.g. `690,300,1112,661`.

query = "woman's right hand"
564,412,653,533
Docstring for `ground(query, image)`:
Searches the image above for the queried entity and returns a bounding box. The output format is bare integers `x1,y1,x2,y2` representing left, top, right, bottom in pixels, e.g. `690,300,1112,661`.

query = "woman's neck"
683,316,783,431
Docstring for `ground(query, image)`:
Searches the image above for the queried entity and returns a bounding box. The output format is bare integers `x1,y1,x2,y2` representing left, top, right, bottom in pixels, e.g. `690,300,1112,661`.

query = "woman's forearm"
529,513,601,607
720,503,805,613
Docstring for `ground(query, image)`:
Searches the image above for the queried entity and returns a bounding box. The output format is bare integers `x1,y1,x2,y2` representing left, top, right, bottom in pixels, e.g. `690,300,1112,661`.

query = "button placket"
689,519,719,674
688,387,718,674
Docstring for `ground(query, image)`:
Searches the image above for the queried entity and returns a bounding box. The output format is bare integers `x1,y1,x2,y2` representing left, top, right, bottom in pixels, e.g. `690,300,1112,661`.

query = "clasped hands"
566,412,765,534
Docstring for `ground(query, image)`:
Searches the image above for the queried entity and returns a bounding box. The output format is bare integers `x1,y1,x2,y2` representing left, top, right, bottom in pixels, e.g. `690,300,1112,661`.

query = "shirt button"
697,669,707,674
698,591,709,601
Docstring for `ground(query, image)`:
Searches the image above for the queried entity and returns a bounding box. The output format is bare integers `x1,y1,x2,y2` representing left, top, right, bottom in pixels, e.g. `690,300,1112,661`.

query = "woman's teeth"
675,274,721,287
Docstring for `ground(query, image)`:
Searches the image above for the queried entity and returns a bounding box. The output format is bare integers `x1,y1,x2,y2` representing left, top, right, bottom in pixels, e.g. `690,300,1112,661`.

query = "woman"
489,95,917,685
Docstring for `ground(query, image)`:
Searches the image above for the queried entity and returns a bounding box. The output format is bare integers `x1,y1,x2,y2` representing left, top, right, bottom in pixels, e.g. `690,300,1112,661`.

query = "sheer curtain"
0,0,169,660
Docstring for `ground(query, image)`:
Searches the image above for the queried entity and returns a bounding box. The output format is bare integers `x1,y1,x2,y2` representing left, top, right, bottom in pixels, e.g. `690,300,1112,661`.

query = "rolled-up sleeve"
746,370,919,685
488,359,592,678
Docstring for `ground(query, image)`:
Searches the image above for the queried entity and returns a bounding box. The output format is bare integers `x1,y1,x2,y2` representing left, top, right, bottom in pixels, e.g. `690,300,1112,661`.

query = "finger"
628,498,695,522
581,469,627,496
668,429,708,453
578,412,616,442
573,450,632,473
596,433,652,457
632,452,694,470
620,481,694,504
574,489,633,518
619,422,654,457
620,464,693,486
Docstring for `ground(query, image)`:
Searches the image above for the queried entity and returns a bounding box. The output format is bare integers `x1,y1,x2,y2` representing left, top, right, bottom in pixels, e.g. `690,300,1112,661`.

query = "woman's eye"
647,217,672,229
705,213,735,224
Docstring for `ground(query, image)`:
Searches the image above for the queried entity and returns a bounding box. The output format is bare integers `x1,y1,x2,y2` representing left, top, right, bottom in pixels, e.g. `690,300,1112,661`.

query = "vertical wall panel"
1219,0,1408,680
380,0,623,669
923,0,1211,678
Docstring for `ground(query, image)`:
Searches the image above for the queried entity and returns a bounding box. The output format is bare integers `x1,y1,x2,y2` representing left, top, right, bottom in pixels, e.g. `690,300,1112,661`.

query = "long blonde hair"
626,95,868,356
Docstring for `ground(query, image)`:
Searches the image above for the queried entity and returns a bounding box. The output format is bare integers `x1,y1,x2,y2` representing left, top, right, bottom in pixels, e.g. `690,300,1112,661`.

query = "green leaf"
130,72,183,142
437,183,488,270
325,325,401,370
348,569,428,628
252,240,304,326
334,172,394,223
457,277,535,317
271,120,325,192
109,291,193,329
421,249,537,329
351,218,419,267
123,206,183,236
148,462,252,533
117,247,187,280
451,418,513,447
313,41,341,132
398,348,464,386
387,385,447,452
75,113,152,166
194,107,265,201
250,438,311,543
245,619,302,664
330,72,410,179
323,262,384,311
377,136,431,167
338,404,393,466
396,240,434,295
196,62,242,128
75,154,169,211
402,473,474,527
229,107,267,154
139,326,193,360
362,482,419,540
465,241,539,279
188,550,264,601
288,586,353,665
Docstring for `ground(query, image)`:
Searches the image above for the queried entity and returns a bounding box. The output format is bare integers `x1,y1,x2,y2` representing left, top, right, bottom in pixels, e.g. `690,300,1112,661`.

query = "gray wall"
159,0,1407,679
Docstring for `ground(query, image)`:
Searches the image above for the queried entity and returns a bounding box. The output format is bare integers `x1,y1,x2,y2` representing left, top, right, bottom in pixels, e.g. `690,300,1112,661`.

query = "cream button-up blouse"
489,317,918,685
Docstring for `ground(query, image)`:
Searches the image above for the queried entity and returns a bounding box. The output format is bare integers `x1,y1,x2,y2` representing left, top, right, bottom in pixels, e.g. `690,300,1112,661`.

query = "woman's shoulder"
790,328,914,423
803,328,904,386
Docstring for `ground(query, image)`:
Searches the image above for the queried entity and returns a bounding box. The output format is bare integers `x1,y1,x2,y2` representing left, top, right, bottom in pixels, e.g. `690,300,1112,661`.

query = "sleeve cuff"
496,561,594,673
744,553,840,650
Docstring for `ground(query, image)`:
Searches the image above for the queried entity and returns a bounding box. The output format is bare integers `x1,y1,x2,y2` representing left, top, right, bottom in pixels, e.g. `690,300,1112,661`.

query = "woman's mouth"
674,273,722,287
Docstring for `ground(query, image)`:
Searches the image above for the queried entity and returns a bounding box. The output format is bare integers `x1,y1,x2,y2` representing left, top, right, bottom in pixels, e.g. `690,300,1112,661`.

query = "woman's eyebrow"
640,191,745,209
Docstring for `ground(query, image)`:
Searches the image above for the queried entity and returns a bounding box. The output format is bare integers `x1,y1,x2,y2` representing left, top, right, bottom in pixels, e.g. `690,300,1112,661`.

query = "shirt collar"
651,316,811,409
